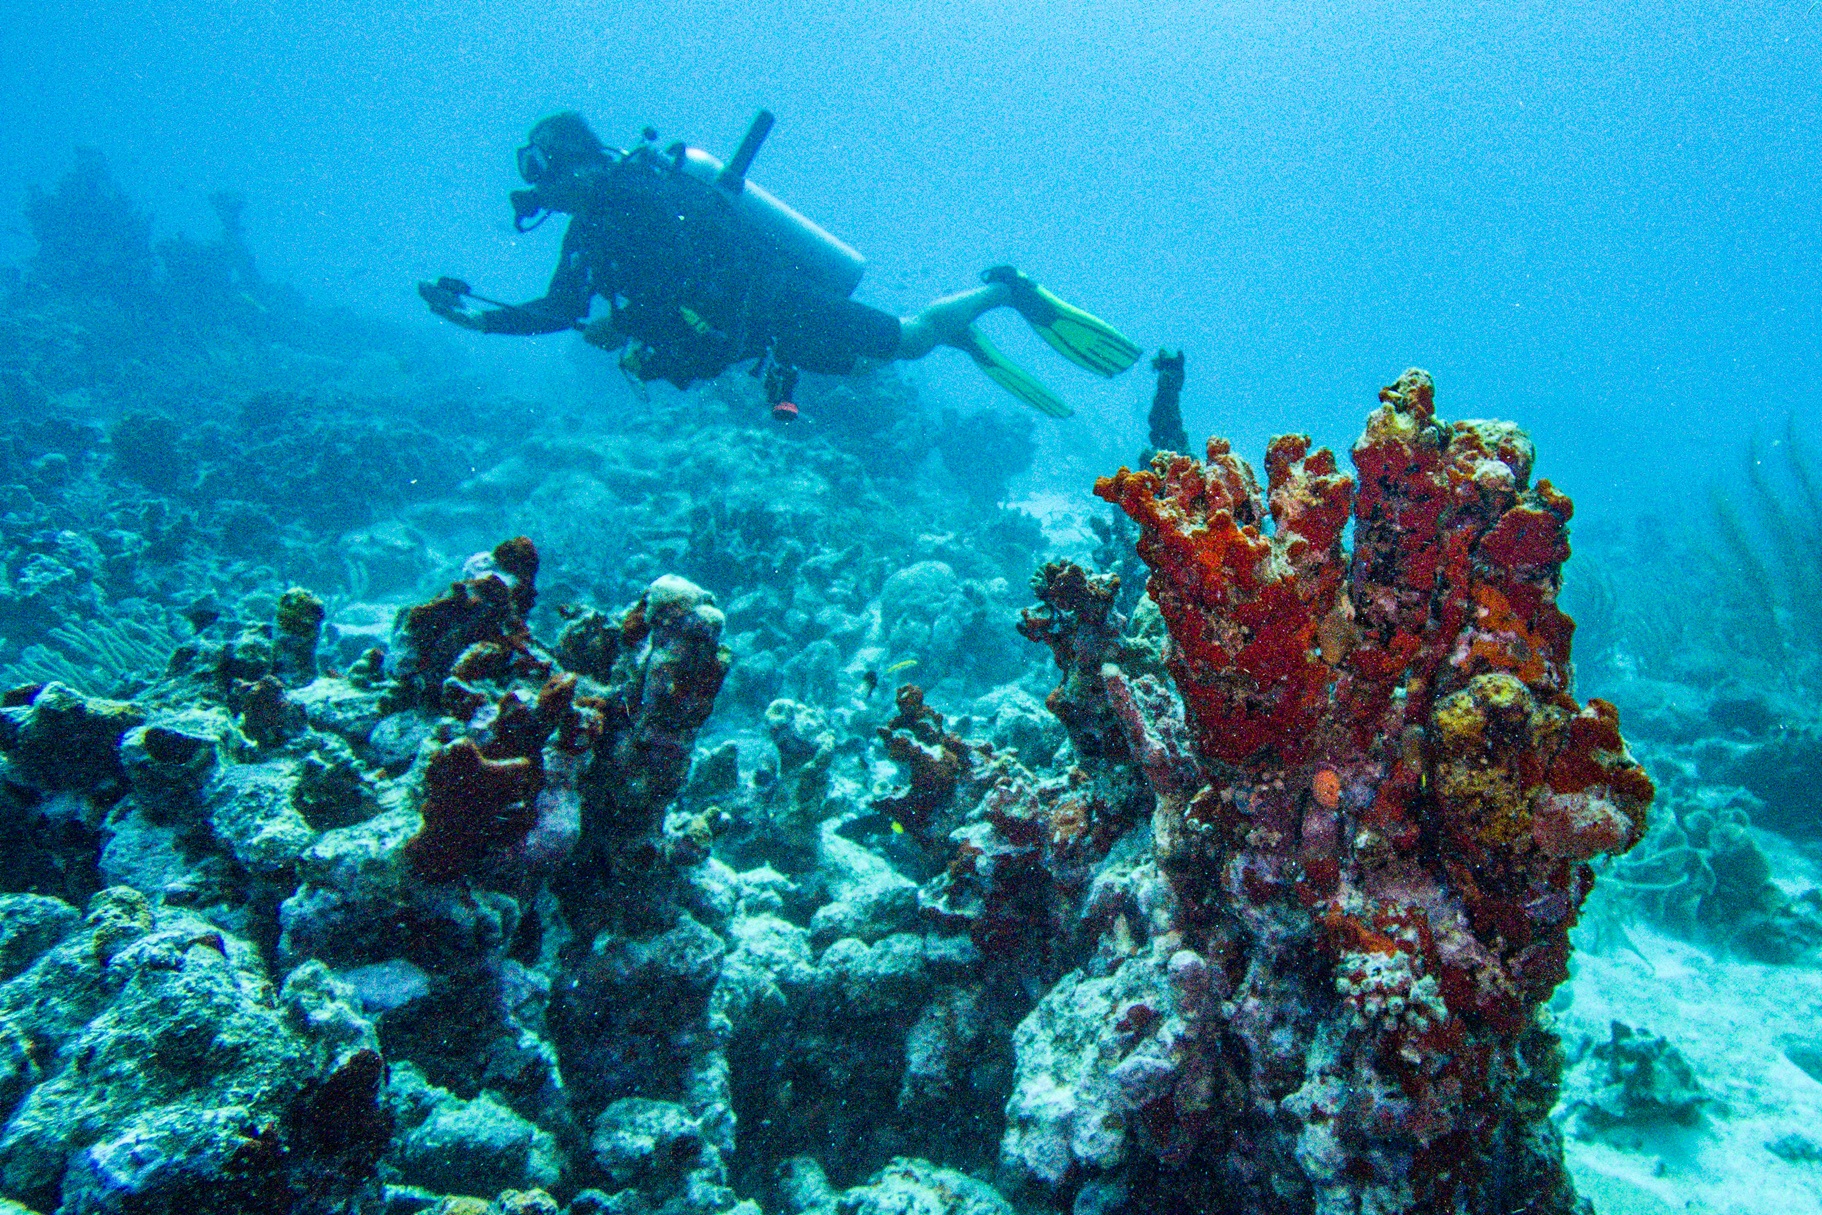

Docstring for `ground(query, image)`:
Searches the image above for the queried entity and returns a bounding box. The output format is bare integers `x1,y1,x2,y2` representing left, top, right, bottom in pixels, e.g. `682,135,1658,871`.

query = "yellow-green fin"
1027,285,1142,377
951,326,1073,418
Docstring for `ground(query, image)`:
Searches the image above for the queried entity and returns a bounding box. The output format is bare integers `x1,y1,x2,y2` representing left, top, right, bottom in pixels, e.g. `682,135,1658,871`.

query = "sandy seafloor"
1559,830,1822,1215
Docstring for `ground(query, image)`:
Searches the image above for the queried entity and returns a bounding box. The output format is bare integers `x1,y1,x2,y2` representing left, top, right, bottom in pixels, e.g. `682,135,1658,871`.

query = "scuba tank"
670,111,867,299
511,111,866,297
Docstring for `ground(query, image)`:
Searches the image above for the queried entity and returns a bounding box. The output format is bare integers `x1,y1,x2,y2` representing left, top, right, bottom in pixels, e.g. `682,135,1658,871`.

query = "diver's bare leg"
893,283,1012,359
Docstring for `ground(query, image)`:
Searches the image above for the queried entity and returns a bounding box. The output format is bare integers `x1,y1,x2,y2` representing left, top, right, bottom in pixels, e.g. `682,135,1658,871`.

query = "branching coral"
1015,562,1133,760
5,615,186,698
1095,428,1350,765
874,685,980,842
907,568,1178,978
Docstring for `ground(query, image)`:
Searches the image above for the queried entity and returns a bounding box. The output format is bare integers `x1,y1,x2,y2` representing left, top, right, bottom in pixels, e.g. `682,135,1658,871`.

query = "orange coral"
1094,434,1351,764
1311,767,1343,809
1090,369,1653,1206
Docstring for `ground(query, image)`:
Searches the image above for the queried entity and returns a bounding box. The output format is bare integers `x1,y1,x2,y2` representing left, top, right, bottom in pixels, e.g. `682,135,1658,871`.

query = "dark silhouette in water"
420,110,1141,418
158,190,262,305
23,147,155,300
1147,348,1187,456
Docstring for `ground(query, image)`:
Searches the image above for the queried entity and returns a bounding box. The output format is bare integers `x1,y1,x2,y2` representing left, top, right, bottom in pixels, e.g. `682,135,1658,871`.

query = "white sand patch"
1009,489,1102,551
1558,925,1822,1214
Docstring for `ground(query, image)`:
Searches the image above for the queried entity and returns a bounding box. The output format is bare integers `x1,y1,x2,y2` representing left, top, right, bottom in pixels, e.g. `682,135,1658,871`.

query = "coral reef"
997,369,1654,1212
1562,417,1822,871
1592,778,1822,962
0,529,751,1213
23,149,154,301
0,888,388,1214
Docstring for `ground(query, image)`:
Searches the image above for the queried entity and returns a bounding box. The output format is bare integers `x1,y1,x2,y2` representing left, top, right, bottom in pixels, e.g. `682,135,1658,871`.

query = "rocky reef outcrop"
987,369,1652,1213
0,537,741,1213
0,887,388,1214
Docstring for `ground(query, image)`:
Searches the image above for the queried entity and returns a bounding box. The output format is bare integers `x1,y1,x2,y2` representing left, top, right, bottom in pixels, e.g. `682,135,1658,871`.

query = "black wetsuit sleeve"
477,218,596,335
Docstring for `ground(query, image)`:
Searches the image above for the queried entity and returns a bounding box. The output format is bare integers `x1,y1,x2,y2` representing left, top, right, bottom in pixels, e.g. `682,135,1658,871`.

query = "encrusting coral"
991,369,1654,1213
0,521,754,1211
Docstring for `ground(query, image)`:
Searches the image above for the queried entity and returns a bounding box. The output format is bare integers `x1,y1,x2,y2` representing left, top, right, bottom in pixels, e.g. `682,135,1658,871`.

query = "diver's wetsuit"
482,147,900,389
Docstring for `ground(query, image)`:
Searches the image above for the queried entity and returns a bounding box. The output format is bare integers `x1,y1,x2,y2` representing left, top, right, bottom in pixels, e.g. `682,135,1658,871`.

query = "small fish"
890,820,905,835
885,658,918,675
860,670,879,699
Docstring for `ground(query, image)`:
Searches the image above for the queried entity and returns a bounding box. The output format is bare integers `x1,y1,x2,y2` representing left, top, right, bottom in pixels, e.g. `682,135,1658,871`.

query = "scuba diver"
419,110,1140,419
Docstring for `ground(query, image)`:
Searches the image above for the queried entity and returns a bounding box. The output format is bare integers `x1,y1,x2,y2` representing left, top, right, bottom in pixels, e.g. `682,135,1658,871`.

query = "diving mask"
517,141,554,185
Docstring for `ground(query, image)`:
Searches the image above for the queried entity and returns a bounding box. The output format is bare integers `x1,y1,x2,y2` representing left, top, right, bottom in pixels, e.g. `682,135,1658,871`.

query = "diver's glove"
418,279,484,330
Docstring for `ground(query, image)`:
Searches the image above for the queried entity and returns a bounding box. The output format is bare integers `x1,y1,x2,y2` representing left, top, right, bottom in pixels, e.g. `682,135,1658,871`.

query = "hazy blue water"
4,0,1819,520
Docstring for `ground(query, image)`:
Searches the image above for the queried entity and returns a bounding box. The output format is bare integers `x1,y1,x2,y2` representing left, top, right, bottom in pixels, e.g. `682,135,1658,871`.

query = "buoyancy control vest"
593,146,758,384
514,114,868,387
